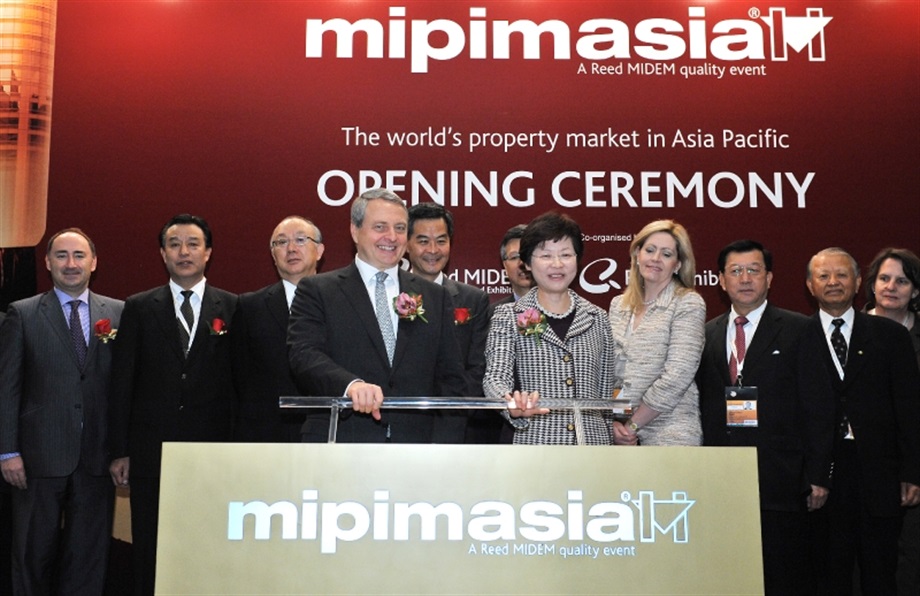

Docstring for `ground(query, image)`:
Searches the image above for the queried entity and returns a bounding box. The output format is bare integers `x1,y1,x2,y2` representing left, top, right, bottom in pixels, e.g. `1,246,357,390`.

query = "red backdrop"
39,0,919,317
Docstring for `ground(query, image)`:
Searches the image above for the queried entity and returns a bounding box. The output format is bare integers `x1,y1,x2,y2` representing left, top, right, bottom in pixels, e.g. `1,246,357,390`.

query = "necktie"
375,272,396,364
728,315,748,382
178,290,194,356
69,300,87,367
831,318,847,367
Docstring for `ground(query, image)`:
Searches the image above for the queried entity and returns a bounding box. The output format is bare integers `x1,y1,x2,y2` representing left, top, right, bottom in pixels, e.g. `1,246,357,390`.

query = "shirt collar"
169,277,207,301
730,300,768,327
354,256,400,287
53,287,89,307
818,306,855,331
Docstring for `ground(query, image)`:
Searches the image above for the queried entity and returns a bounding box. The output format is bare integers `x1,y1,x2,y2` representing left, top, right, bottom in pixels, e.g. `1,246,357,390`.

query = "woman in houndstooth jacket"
608,219,705,446
484,212,616,445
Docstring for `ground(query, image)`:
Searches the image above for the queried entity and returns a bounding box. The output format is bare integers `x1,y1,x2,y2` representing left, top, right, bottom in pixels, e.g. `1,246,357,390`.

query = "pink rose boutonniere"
94,319,117,343
394,292,428,323
516,307,547,346
209,318,228,335
454,307,472,325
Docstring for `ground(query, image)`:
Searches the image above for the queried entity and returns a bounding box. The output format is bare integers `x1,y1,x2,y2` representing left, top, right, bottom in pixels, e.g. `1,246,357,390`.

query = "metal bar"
281,396,632,414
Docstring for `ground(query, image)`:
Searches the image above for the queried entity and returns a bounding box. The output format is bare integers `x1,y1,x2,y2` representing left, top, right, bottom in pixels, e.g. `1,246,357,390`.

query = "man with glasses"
490,224,532,317
696,239,835,595
231,216,325,442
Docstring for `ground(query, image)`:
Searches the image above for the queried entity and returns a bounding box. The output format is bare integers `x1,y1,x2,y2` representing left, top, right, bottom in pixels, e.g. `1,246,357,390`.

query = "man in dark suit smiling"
0,228,123,595
288,188,467,443
108,214,238,595
232,216,325,442
804,247,920,596
697,239,834,595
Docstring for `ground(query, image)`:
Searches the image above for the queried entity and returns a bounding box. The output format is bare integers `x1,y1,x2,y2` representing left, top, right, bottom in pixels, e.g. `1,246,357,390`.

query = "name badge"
725,386,759,428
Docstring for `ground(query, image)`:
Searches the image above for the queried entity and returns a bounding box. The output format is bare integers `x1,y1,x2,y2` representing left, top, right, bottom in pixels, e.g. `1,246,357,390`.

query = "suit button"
179,405,184,411
562,354,572,362
566,423,575,432
181,373,187,380
74,404,82,410
565,378,574,386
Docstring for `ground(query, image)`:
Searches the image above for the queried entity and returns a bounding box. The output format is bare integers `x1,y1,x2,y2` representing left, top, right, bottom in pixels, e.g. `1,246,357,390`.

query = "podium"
154,398,764,594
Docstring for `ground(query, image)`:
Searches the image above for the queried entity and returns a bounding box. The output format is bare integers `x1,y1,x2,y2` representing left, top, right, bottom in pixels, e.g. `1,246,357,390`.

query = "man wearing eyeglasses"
489,224,532,318
231,216,325,442
696,239,835,595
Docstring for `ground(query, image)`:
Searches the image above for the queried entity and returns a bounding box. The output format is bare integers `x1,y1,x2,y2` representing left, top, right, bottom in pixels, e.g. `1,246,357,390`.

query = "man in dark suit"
697,239,834,595
0,228,123,595
804,247,920,596
108,214,238,596
406,203,489,443
288,188,468,443
231,216,325,442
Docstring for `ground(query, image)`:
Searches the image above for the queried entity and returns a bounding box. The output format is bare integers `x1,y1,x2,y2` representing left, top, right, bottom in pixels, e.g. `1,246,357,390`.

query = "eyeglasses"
271,236,319,249
726,266,766,277
533,253,577,264
503,253,522,262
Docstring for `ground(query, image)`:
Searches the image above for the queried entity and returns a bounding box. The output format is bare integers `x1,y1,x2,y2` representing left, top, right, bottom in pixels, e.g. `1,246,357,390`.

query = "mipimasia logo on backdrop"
227,489,697,556
304,5,833,73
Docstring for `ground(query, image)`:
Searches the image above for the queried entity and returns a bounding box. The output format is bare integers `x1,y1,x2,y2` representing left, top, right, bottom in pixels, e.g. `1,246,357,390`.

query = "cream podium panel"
156,442,763,595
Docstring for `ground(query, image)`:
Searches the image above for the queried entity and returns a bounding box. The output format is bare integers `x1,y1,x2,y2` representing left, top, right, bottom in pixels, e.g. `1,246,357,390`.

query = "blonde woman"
608,220,705,446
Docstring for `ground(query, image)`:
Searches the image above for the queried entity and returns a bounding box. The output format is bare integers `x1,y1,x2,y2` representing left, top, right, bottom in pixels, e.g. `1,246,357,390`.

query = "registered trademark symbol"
748,7,761,19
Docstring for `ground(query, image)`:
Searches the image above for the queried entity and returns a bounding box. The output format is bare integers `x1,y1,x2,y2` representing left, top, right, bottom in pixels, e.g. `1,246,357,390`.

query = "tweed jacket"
608,280,705,446
483,288,615,445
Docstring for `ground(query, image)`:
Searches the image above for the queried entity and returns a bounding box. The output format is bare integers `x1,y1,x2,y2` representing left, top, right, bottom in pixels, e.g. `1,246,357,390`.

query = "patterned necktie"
831,318,847,367
178,290,194,357
69,300,87,367
728,315,748,382
375,272,396,364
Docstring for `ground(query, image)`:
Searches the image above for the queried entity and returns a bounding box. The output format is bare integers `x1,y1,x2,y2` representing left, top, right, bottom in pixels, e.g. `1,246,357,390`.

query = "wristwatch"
627,419,639,432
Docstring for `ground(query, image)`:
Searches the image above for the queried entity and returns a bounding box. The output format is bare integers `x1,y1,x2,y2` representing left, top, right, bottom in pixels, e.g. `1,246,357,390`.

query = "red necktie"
728,316,748,382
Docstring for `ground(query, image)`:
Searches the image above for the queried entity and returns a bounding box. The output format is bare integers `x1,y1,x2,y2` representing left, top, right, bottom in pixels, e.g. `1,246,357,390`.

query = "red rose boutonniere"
209,318,228,335
454,307,472,325
94,319,117,343
393,293,428,323
516,307,547,346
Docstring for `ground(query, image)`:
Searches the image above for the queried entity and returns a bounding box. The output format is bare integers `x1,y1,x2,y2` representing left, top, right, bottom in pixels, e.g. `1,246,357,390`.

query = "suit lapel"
744,305,781,372
710,312,731,385
811,313,843,390
85,291,108,364
393,270,425,370
842,312,871,388
338,264,391,368
189,285,223,362
39,291,81,369
264,282,289,333
152,285,186,361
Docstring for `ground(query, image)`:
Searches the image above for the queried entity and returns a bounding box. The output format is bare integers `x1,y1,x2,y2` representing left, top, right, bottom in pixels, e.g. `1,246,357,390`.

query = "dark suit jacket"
805,310,920,517
442,278,489,396
698,304,835,511
231,281,303,442
109,284,238,478
288,263,468,443
0,291,123,477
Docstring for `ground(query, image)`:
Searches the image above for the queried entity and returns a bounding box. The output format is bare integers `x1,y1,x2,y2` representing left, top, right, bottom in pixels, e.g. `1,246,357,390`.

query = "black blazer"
807,311,920,516
109,284,238,478
442,277,490,396
697,304,835,511
0,291,123,477
288,263,468,443
230,281,303,442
